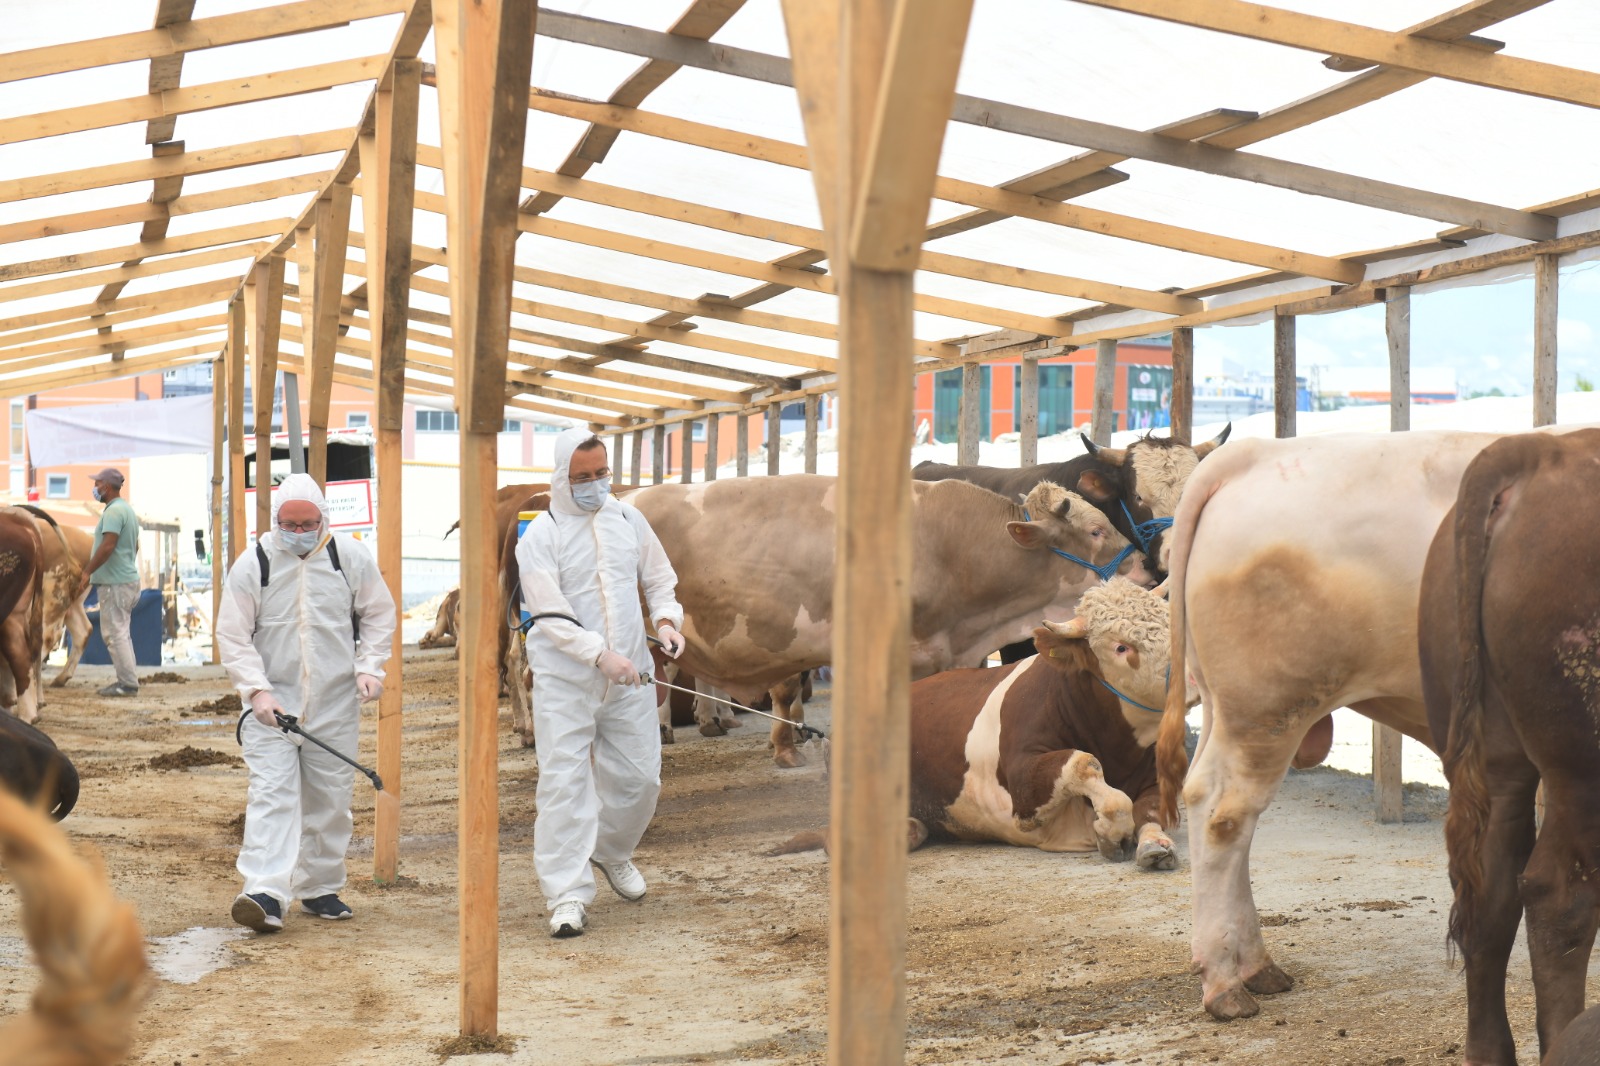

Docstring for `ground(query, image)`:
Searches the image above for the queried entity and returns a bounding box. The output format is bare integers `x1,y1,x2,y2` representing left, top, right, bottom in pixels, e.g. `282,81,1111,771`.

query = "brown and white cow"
0,508,45,724
906,578,1181,867
1153,427,1590,1022
1419,429,1600,1065
15,506,91,689
629,474,1154,766
416,587,461,652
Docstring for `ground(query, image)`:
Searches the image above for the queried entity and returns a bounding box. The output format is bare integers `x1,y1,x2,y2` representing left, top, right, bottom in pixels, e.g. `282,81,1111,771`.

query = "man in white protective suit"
216,473,396,933
517,428,686,938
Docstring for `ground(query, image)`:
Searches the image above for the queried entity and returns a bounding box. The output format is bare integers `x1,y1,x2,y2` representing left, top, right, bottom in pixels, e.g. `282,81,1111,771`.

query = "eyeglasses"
569,468,611,485
278,519,321,533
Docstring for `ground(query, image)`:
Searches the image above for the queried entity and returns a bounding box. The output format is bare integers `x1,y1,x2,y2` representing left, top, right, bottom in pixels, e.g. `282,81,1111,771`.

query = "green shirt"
91,496,140,586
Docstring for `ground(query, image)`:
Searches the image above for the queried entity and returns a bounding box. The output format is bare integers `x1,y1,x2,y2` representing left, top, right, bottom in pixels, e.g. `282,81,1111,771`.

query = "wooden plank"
767,402,782,475
0,242,274,303
1068,0,1600,110
1274,312,1296,439
0,55,387,145
1091,339,1117,444
703,415,719,481
0,347,215,401
1066,285,1337,347
1171,327,1194,442
96,137,189,306
652,424,666,484
679,420,695,484
0,314,227,367
302,184,355,487
1,0,406,85
849,0,974,270
246,257,287,537
210,339,225,665
803,393,820,474
1374,721,1404,824
1018,356,1040,465
734,413,750,476
1386,287,1410,433
0,129,353,206
0,280,234,341
0,218,292,284
630,429,644,487
227,298,247,565
957,362,982,464
1533,253,1558,427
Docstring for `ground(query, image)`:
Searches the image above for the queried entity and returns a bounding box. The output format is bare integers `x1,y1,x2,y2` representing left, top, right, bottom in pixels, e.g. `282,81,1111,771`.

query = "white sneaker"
549,900,586,938
590,858,647,901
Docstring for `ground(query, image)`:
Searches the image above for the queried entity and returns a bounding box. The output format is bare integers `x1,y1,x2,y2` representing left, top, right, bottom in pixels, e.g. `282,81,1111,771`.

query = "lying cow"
629,475,1154,766
416,587,461,652
907,578,1180,867
1419,429,1600,1065
1154,426,1591,1022
0,713,78,819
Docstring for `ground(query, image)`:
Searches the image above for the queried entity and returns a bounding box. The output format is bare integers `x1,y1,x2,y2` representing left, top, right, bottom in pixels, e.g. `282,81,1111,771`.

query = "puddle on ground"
178,719,223,727
148,926,249,985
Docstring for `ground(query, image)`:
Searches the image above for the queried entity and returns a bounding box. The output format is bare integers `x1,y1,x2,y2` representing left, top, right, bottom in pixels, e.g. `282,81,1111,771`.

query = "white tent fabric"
24,394,213,467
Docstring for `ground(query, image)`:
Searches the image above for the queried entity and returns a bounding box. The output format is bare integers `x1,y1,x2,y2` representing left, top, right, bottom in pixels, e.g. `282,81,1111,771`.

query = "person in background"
215,474,396,933
76,467,141,698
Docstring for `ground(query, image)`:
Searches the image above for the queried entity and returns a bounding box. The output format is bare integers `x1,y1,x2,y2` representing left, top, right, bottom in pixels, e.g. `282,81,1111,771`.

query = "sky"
2,0,1599,404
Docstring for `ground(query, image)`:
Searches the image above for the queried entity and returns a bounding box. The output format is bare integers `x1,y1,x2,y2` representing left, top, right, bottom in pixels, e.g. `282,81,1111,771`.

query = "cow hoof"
659,725,675,745
773,749,807,769
698,721,727,738
1135,839,1178,871
519,732,536,750
1203,986,1260,1021
1097,835,1135,862
48,676,67,689
1243,961,1294,996
718,716,743,730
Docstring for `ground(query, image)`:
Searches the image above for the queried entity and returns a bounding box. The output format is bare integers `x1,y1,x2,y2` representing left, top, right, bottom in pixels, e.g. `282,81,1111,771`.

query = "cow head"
1035,577,1171,719
1077,425,1231,570
1006,482,1157,587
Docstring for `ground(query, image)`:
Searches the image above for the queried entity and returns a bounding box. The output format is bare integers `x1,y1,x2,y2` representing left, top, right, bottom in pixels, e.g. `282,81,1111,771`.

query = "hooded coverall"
216,474,396,909
517,428,683,911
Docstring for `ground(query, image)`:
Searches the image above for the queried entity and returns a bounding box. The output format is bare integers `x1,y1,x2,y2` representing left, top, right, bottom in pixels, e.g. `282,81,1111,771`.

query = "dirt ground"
1,649,1594,1066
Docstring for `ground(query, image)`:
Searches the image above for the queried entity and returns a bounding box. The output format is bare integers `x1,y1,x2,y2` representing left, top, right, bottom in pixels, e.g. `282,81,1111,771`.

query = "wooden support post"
1170,326,1193,442
1534,253,1558,427
304,182,354,488
611,431,626,480
785,1,972,1062
703,415,719,481
227,296,247,564
1018,356,1039,466
957,361,982,464
767,402,782,475
1387,287,1411,433
210,350,225,666
431,0,539,1038
804,394,819,474
1374,721,1404,824
1274,311,1296,439
630,429,643,487
1091,338,1116,444
245,255,285,537
652,423,665,484
735,413,750,476
680,420,695,484
359,55,420,888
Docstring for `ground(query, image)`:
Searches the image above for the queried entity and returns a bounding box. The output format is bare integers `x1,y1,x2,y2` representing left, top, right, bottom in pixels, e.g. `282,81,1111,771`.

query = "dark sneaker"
231,892,283,933
300,894,353,920
97,683,138,697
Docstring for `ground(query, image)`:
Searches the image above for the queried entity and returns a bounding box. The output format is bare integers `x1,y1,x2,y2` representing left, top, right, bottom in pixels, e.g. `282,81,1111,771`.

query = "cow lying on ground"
17,506,92,689
0,789,147,1066
0,714,78,819
1154,427,1590,1022
629,475,1154,766
417,587,461,651
1419,429,1600,1066
0,507,45,724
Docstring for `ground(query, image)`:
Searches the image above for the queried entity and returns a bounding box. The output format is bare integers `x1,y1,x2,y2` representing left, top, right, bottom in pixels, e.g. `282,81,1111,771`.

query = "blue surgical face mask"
280,529,322,554
571,477,611,512
91,486,103,503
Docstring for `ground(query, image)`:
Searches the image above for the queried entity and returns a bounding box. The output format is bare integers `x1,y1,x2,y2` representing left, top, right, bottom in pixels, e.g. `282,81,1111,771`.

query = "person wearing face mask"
515,428,686,938
76,467,142,697
215,474,396,933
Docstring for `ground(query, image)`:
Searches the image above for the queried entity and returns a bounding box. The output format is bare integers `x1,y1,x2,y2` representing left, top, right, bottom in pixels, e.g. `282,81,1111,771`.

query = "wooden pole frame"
1018,356,1040,466
1273,311,1296,439
244,255,286,537
210,349,225,666
226,298,247,565
1091,338,1117,444
957,361,982,464
803,393,820,474
1533,253,1558,427
735,412,750,476
652,423,666,483
1170,326,1194,443
630,428,644,487
703,414,719,481
767,402,782,475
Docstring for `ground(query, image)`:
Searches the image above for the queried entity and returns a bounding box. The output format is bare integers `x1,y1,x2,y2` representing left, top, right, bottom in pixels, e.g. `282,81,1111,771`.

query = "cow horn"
1080,432,1101,457
1193,422,1232,458
1042,617,1089,639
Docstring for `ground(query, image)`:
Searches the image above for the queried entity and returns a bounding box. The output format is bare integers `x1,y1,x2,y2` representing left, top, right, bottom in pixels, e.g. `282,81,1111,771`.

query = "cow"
1151,427,1593,1022
0,508,46,724
14,506,91,689
629,474,1155,766
914,428,1228,661
416,587,461,651
0,713,78,819
1546,1006,1600,1066
0,789,148,1066
442,482,550,542
905,577,1181,867
1418,429,1600,1065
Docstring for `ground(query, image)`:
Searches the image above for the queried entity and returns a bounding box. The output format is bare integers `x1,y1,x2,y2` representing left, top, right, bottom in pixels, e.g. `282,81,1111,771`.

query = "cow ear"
1031,627,1092,672
1076,470,1116,503
1007,521,1047,549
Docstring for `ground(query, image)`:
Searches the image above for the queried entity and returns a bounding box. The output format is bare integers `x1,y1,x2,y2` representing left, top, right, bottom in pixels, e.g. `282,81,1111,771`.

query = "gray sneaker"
97,683,138,697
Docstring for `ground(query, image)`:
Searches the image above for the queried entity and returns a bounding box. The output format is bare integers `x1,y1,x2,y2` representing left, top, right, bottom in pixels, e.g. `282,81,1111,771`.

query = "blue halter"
1120,499,1173,555
1098,677,1164,714
1022,508,1136,582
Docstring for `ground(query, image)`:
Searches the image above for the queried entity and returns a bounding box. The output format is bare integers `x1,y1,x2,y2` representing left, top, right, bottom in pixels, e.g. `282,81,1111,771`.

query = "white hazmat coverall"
216,474,396,909
517,428,683,910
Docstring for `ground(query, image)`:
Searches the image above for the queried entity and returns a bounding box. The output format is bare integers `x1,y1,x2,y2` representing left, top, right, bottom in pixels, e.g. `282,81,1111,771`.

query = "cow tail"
0,790,149,1065
1156,467,1216,829
1442,445,1521,961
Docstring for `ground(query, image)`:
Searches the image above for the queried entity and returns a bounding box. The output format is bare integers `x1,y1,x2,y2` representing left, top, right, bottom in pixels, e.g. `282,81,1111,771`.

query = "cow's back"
909,661,1021,831
913,458,1101,502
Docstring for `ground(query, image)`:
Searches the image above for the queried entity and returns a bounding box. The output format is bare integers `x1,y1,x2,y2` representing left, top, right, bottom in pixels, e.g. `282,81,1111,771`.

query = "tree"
1577,374,1595,393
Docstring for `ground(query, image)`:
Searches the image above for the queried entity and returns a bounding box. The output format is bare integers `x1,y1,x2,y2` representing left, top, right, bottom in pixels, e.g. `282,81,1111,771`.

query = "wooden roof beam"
0,282,236,348
0,347,216,402
0,174,326,246
0,242,273,303
0,219,294,284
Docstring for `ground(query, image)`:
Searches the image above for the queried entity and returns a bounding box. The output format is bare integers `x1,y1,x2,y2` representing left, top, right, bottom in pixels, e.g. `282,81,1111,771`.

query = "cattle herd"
4,423,1600,1063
